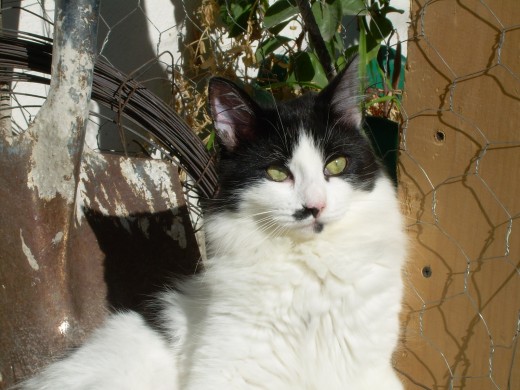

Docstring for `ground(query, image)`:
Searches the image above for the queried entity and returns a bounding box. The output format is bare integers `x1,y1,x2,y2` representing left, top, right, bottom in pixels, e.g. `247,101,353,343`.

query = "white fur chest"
173,178,406,389
178,229,404,389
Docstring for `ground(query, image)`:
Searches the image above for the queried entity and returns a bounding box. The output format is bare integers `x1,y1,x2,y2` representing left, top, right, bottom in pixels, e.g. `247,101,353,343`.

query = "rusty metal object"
0,0,101,386
0,1,202,388
0,31,219,198
0,149,200,387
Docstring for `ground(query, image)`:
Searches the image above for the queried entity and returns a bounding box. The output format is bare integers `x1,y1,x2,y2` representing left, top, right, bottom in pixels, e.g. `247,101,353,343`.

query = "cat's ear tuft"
208,77,259,150
318,56,363,129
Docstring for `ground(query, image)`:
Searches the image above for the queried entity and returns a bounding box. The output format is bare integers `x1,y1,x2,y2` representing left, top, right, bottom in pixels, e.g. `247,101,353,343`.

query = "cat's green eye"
324,156,348,176
266,166,290,182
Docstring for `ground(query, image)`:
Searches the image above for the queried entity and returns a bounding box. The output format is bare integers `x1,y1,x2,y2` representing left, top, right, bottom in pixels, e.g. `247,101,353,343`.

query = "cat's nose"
308,206,321,218
293,204,325,220
304,203,325,218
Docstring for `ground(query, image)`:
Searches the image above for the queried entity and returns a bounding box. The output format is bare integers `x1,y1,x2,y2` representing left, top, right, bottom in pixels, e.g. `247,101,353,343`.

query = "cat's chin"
288,220,325,239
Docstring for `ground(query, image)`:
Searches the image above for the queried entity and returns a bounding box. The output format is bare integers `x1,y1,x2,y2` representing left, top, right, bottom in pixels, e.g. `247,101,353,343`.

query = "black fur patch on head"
205,59,380,214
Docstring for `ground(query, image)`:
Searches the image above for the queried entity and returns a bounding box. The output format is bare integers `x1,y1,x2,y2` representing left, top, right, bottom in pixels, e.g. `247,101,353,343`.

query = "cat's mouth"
294,219,324,235
292,207,325,234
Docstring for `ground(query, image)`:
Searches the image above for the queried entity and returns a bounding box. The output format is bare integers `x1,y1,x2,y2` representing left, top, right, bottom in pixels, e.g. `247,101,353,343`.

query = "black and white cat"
20,58,406,389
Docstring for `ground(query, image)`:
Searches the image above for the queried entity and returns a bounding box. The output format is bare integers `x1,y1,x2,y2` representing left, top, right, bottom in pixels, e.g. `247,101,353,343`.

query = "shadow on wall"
89,1,207,309
94,0,202,154
3,1,21,31
170,0,203,73
84,207,201,317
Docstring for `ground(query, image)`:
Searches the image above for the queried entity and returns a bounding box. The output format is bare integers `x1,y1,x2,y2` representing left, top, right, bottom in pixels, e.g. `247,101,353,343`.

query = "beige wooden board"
395,0,520,389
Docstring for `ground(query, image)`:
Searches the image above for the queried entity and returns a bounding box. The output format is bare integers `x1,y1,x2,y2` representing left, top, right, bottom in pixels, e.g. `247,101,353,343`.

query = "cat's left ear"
318,56,363,129
208,77,259,151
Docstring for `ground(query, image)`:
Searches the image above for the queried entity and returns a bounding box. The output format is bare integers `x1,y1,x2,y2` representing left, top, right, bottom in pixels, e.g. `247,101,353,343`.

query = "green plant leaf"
366,94,398,105
221,2,254,38
338,0,367,15
257,55,289,85
365,32,382,61
311,0,342,42
251,84,277,106
335,54,348,69
384,6,405,15
369,14,394,41
343,45,359,62
358,16,367,86
331,31,345,53
255,36,292,62
288,52,328,89
206,131,216,151
268,19,291,35
264,0,298,29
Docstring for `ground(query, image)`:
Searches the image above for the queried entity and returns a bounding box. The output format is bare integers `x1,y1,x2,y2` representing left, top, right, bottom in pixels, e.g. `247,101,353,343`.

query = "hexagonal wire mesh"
396,1,519,389
1,0,519,389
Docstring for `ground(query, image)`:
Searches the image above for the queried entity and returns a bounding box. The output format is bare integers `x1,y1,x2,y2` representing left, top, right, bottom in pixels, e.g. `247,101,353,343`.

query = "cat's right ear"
208,78,259,151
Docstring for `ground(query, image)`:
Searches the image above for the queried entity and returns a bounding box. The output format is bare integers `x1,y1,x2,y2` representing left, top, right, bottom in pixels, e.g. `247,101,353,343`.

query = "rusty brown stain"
0,143,200,388
0,1,204,388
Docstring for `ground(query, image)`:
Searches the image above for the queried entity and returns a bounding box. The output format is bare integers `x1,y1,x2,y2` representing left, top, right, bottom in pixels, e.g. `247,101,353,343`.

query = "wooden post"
396,1,520,389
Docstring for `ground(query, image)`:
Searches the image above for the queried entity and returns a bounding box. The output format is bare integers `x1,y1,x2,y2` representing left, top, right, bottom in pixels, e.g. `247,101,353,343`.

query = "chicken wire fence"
1,0,519,389
0,0,222,232
396,1,520,389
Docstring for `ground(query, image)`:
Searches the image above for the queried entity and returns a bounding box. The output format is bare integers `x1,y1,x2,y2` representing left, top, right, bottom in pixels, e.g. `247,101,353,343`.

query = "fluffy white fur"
20,134,406,389
20,312,177,389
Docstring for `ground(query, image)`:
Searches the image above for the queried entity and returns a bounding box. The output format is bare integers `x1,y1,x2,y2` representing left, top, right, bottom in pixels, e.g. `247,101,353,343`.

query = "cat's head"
206,58,382,239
